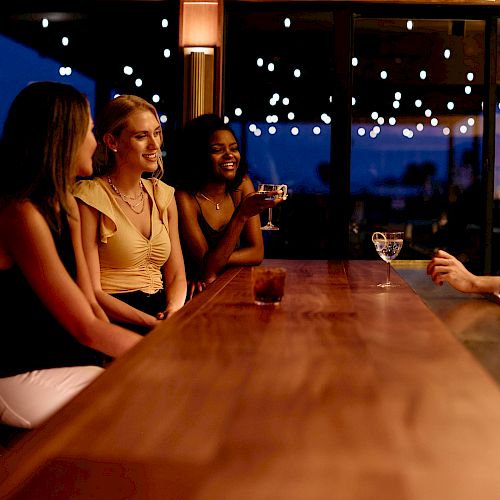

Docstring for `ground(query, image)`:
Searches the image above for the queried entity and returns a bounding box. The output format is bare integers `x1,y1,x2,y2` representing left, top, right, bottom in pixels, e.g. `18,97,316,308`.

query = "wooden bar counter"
2,260,500,499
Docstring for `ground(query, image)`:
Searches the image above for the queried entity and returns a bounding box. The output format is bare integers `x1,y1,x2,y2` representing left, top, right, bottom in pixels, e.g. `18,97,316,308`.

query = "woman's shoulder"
74,177,112,207
0,200,48,238
239,175,255,192
147,178,175,212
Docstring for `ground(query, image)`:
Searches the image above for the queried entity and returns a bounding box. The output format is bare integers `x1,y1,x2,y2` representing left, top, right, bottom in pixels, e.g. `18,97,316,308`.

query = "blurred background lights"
393,101,400,109
406,20,413,30
403,128,414,138
321,113,331,124
460,125,468,134
152,94,160,103
444,48,451,59
59,66,72,76
268,63,275,72
42,18,49,28
135,78,142,87
223,116,230,124
380,70,388,79
234,107,242,116
465,85,472,94
377,117,384,125
287,112,295,120
313,126,321,135
416,123,424,131
443,127,451,136
352,97,356,106
268,126,277,135
257,58,263,67
431,117,439,126
254,128,262,137
352,57,358,67
425,109,432,117
61,37,69,46
124,66,133,75
467,72,474,81
282,97,289,105
447,101,455,110
266,115,272,123
394,92,401,100
291,127,299,136
160,115,167,124
294,69,301,78
161,18,168,28
249,123,257,132
284,17,291,28
357,127,366,136
389,117,396,125
371,111,378,120
163,49,171,58
468,117,475,126
419,70,427,80
415,99,422,108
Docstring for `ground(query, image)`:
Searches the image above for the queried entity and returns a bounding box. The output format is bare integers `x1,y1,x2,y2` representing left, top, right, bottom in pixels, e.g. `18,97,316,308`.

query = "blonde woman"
75,95,187,333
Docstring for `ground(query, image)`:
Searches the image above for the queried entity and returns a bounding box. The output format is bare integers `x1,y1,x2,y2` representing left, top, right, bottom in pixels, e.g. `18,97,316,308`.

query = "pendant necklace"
108,177,145,214
198,192,224,210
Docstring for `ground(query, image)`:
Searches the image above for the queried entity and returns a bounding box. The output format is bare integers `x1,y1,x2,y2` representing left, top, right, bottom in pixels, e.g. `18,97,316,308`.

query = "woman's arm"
2,202,142,358
67,196,109,322
78,200,160,329
159,198,187,319
427,249,500,295
176,176,277,283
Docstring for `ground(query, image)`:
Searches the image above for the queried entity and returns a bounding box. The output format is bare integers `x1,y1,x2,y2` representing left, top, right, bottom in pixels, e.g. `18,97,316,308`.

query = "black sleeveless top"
183,194,241,281
0,212,104,378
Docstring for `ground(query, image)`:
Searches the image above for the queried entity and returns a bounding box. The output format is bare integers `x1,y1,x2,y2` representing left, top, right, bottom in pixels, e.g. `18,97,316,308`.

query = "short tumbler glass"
252,267,287,306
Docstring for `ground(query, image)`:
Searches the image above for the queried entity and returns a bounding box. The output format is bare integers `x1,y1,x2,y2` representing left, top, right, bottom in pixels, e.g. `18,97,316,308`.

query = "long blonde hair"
93,95,164,178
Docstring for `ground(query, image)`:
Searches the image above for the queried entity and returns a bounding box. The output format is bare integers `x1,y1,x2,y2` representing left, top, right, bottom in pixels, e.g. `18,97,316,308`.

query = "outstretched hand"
426,249,478,293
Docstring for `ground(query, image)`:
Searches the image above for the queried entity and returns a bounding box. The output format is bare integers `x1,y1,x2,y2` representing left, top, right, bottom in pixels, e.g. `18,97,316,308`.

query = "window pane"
224,9,334,257
352,19,486,272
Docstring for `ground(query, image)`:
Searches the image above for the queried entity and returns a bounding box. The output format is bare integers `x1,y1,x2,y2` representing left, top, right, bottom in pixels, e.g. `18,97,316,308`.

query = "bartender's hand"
427,249,478,293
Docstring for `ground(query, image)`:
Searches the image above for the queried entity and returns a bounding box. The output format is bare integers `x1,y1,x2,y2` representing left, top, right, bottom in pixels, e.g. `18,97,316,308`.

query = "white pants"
0,366,104,429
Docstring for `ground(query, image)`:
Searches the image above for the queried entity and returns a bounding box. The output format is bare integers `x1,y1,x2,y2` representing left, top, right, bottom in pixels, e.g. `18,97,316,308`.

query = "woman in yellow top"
75,95,187,333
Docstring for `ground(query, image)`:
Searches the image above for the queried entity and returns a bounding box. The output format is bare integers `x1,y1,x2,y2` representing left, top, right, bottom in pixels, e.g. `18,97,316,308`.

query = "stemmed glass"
371,231,404,287
257,183,288,231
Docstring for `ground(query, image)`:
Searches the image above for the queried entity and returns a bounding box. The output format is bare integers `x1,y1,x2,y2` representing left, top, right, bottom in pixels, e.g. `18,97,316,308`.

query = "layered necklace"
198,191,225,210
108,176,145,214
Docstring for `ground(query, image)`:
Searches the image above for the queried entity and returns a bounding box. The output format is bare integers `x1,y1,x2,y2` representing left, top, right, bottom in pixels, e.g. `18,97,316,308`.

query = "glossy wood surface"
2,260,500,499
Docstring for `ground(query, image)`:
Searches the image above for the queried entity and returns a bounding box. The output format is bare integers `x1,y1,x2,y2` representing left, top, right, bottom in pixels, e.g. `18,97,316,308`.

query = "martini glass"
371,231,404,287
257,183,288,230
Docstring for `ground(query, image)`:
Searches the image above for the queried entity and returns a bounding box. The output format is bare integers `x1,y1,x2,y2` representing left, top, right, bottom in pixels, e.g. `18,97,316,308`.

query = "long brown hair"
0,81,90,232
92,94,164,178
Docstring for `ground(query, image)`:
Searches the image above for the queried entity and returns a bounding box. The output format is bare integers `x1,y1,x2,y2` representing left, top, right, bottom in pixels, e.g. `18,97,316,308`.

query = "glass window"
224,8,334,257
351,18,486,273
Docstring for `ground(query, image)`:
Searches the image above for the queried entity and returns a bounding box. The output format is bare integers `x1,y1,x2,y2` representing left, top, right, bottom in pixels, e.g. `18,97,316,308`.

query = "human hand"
238,191,283,219
187,280,207,300
426,249,478,293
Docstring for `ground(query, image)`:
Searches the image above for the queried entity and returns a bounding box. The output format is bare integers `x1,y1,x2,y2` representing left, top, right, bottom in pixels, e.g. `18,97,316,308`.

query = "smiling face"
107,109,162,174
208,129,241,182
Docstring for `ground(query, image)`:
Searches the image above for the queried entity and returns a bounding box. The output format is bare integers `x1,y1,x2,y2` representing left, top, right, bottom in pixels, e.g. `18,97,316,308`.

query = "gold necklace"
108,177,145,214
198,191,224,210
